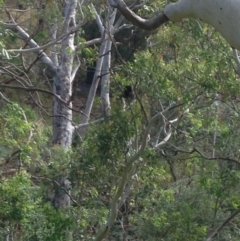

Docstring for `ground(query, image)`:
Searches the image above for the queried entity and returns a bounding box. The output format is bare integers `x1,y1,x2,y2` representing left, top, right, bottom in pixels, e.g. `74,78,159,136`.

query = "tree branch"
0,92,12,104
108,0,169,30
3,22,56,73
95,104,181,240
206,207,240,241
75,37,103,51
74,117,104,130
0,84,69,105
232,49,240,75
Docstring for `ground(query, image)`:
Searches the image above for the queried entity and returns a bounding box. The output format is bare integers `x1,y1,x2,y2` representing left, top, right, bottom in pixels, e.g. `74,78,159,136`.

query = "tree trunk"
78,39,107,135
78,5,117,135
111,0,240,50
101,40,112,117
50,1,77,218
51,67,73,148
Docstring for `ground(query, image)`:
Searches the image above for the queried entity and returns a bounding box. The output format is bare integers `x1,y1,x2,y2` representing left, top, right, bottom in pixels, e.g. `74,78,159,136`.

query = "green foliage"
0,173,34,222
0,103,75,240
0,171,77,240
0,27,16,59
33,31,49,42
0,103,33,160
2,1,240,240
83,111,135,165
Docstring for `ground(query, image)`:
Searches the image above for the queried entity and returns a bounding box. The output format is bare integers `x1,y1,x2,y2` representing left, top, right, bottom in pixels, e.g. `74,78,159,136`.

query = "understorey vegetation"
1,0,240,240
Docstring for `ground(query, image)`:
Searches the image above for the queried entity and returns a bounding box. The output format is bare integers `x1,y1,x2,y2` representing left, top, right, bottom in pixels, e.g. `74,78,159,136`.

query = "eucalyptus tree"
3,0,240,240
0,9,100,237
0,0,136,212
2,0,90,212
98,1,240,240
109,0,240,72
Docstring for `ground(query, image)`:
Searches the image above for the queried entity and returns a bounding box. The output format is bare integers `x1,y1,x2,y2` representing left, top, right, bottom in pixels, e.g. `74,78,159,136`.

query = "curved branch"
0,84,68,105
0,92,12,103
94,104,181,240
110,0,240,50
206,207,240,241
109,0,169,30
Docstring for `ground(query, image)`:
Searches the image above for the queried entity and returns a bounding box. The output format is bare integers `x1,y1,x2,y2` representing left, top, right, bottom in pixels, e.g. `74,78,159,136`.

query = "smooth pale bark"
110,0,240,50
101,40,112,116
78,4,117,135
3,23,56,73
3,5,78,239
78,3,131,134
109,0,168,30
78,40,107,135
164,0,240,50
101,6,116,116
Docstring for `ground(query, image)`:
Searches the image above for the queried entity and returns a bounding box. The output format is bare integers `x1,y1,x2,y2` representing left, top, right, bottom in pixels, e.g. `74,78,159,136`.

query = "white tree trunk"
51,0,76,148
164,0,240,49
79,40,107,135
78,5,117,135
101,6,116,116
52,69,74,149
50,1,77,216
101,40,112,116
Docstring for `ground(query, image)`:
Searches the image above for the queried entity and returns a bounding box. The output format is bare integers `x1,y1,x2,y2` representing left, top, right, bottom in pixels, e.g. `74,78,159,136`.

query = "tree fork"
109,0,240,50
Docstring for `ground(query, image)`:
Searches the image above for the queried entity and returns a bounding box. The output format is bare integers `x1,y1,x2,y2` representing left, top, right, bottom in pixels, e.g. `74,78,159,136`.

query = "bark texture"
51,0,77,148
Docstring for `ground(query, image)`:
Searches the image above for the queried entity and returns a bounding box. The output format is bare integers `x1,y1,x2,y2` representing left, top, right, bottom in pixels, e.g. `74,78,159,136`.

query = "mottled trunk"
51,0,77,216
52,0,76,149
4,0,78,216
52,69,73,149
